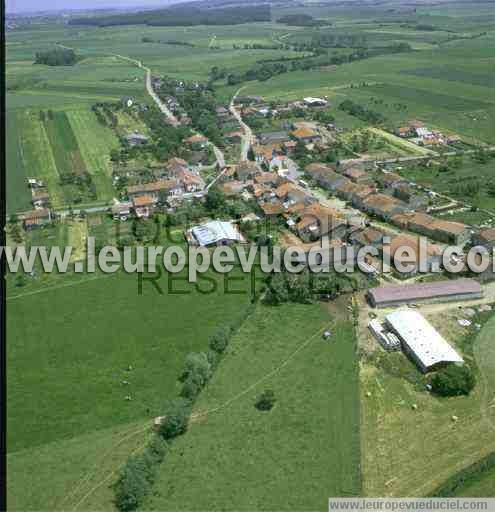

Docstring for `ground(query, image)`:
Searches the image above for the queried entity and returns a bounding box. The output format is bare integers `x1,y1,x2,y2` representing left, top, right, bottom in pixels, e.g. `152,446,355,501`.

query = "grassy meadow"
147,301,361,510
7,260,255,509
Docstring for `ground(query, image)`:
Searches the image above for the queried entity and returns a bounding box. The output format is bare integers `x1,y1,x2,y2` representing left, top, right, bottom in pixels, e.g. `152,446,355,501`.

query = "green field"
147,301,361,510
67,109,119,201
6,107,118,212
396,155,495,211
6,111,32,212
7,263,254,509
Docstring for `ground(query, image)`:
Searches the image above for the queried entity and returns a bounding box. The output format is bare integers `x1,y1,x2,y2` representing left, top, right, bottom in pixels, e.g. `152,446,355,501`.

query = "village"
14,78,495,380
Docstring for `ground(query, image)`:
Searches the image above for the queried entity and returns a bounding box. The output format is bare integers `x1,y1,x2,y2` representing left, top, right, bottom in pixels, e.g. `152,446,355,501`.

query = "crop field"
6,108,119,210
44,111,88,179
361,310,495,497
147,301,361,510
67,109,119,201
12,109,64,208
6,111,32,213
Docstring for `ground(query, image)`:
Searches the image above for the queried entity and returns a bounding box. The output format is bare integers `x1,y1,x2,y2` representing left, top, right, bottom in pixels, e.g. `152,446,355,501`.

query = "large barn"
187,221,244,247
367,278,483,308
385,310,464,373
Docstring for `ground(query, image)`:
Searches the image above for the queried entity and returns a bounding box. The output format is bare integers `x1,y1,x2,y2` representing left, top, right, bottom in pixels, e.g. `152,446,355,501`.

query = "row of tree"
70,5,270,27
339,99,386,125
34,48,81,66
114,304,255,511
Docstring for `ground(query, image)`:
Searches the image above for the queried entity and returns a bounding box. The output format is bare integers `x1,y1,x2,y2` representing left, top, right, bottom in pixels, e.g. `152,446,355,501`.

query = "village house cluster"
20,178,52,230
396,119,462,148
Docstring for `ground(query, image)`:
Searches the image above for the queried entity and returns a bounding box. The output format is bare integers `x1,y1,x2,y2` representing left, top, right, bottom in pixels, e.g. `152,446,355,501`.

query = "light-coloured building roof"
191,221,243,246
385,310,464,371
303,97,328,105
368,278,483,307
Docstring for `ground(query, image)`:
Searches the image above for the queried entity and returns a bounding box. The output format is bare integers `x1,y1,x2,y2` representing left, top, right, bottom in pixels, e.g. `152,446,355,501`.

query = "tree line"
339,99,386,125
69,5,270,27
113,303,256,511
34,47,81,66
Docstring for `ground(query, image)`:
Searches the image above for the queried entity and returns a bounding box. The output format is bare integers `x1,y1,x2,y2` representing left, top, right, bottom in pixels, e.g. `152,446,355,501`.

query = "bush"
208,327,230,354
431,365,476,397
114,437,166,512
159,398,191,439
255,390,276,411
34,48,81,66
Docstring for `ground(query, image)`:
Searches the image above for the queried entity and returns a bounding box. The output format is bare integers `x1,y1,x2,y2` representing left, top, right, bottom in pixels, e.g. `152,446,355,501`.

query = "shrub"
114,436,168,511
181,353,212,386
431,365,476,397
159,398,191,439
255,390,276,411
208,327,230,354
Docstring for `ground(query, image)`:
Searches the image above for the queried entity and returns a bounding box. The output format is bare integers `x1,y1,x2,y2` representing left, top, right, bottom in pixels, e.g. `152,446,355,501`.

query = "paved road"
375,146,495,166
100,51,226,169
230,87,255,161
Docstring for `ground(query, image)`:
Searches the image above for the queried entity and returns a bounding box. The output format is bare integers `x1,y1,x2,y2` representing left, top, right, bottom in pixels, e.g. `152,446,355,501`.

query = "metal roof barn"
385,310,464,373
190,221,243,247
367,279,483,308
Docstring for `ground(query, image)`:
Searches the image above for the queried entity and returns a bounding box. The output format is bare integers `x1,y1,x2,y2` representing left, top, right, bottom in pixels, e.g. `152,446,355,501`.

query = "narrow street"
230,87,255,161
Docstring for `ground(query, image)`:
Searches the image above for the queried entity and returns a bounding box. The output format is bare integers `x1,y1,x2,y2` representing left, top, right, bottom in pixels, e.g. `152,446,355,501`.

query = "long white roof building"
385,310,464,373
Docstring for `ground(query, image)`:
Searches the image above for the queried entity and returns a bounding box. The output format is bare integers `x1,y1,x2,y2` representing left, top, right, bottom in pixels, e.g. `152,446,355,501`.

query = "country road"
230,87,255,161
57,44,225,169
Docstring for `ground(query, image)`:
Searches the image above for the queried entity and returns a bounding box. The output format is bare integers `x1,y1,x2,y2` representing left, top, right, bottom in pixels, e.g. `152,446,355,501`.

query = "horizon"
6,0,181,14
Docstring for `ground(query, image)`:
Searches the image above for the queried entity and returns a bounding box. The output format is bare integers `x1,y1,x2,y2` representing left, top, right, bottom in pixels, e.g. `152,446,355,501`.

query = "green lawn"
147,302,361,510
7,265,253,454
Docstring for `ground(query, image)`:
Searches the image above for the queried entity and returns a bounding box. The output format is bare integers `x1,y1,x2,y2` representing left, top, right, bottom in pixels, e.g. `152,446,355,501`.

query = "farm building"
305,163,347,192
112,202,132,221
258,131,290,145
303,97,328,107
188,220,244,247
391,212,470,246
132,195,157,218
127,179,183,201
22,209,52,229
385,310,464,373
294,203,347,242
343,167,372,184
291,127,321,144
361,193,408,221
125,133,149,146
368,320,401,351
31,190,50,208
367,278,483,309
